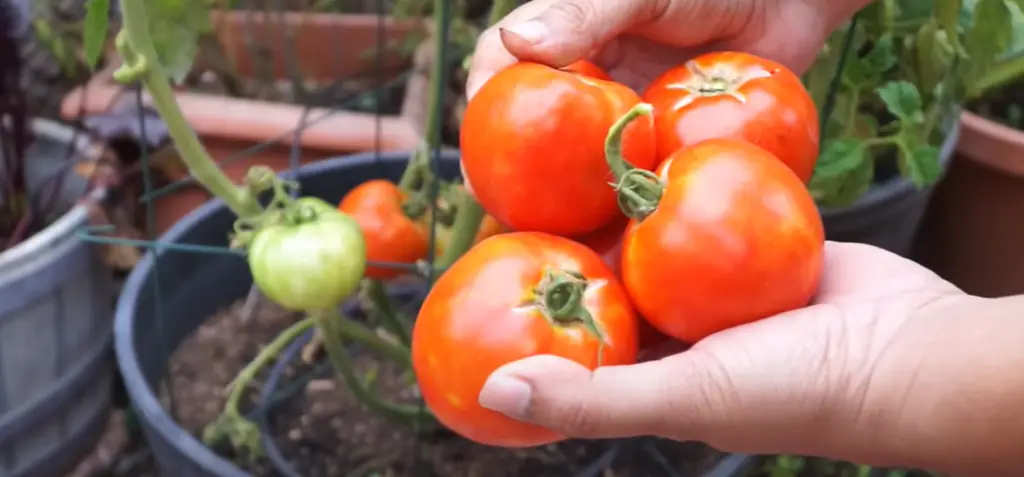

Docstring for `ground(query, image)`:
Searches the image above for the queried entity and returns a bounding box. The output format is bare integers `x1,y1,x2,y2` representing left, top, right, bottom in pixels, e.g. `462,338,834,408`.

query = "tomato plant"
412,232,638,447
461,61,657,237
249,202,367,312
643,51,819,183
339,179,429,279
607,105,824,343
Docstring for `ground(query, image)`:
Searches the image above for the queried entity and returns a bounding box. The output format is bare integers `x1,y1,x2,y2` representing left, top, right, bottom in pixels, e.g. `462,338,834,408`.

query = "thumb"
498,0,668,67
477,353,722,440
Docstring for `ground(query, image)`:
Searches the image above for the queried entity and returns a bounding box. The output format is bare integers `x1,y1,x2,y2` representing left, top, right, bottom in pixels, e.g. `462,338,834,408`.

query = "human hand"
465,0,872,98
476,241,969,464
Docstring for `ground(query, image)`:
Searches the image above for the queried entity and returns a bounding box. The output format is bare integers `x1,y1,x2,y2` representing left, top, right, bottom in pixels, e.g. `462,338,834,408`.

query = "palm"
655,242,961,452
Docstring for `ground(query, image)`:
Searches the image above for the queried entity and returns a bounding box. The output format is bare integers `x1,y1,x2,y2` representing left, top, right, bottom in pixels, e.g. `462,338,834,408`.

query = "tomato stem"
224,317,316,414
116,1,262,219
315,308,434,430
536,270,607,365
362,279,412,346
436,187,484,269
605,103,665,221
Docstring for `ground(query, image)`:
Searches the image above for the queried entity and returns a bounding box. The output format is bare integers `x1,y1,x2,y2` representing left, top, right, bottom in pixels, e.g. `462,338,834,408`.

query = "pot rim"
0,118,103,270
114,151,452,476
115,150,752,476
957,110,1024,177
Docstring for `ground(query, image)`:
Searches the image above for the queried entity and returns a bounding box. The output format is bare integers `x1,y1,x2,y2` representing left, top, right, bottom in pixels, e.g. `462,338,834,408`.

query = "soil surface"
156,297,725,477
968,83,1024,131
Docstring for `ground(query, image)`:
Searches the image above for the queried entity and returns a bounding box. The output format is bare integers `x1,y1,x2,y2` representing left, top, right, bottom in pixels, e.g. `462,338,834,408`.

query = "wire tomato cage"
65,1,922,476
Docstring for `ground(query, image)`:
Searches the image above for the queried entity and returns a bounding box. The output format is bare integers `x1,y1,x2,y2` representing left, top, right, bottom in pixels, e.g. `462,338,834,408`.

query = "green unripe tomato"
248,203,366,311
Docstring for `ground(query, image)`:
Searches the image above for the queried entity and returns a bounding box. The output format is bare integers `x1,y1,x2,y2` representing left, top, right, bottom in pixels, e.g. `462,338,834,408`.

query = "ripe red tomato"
575,215,627,276
412,232,639,447
461,61,657,237
338,180,428,279
621,138,824,343
563,60,611,80
643,51,819,183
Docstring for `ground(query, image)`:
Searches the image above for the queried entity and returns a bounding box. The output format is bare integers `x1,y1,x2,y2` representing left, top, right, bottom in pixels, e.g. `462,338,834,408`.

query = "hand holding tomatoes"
412,232,638,447
605,104,825,343
644,51,819,183
460,61,657,237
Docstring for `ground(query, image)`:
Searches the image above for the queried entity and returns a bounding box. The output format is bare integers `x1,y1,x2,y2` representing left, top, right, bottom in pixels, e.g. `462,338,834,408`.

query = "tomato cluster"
410,52,828,448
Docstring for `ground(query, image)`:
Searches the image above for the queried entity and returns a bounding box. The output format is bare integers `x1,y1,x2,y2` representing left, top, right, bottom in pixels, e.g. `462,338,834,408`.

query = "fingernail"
479,374,532,418
502,20,549,45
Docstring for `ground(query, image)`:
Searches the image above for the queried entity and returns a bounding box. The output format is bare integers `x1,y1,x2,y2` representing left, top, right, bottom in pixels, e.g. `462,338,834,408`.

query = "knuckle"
544,0,597,32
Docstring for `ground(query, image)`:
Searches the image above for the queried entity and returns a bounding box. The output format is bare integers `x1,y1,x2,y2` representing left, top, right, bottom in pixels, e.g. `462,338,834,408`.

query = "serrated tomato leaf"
901,145,943,188
965,0,1012,66
810,139,873,207
877,81,925,124
146,0,213,83
83,0,110,70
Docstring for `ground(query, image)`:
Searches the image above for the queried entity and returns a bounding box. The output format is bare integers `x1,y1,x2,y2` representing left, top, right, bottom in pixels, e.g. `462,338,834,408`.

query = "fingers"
478,353,722,440
466,0,669,98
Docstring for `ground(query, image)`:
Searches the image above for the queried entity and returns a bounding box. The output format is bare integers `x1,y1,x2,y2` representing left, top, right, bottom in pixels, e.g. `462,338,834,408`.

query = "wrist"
836,294,1024,475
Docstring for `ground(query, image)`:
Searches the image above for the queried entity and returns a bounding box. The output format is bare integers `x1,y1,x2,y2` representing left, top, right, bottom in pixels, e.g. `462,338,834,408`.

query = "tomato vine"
82,0,519,459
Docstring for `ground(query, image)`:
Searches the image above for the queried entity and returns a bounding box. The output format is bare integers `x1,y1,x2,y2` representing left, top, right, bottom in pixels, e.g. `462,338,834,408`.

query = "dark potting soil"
165,299,725,477
968,82,1024,131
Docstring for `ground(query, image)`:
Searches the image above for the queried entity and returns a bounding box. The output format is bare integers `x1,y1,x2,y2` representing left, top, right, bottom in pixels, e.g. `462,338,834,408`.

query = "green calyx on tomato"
530,269,606,353
605,103,665,221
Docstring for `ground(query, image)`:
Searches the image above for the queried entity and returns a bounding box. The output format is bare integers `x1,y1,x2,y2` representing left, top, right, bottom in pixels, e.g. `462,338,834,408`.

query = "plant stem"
118,0,261,218
436,189,484,269
363,279,412,346
969,54,1024,101
314,309,432,429
604,103,663,220
488,0,518,26
224,317,316,415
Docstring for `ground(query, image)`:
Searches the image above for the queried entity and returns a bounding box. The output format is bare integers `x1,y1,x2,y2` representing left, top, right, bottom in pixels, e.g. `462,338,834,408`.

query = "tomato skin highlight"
461,61,658,236
249,207,367,312
338,180,428,279
412,232,639,447
622,138,825,343
643,51,819,183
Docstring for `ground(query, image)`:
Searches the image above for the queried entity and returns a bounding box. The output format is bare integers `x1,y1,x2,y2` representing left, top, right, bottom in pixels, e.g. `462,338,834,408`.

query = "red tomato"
562,60,611,80
574,215,627,275
574,216,668,351
338,180,428,279
412,232,639,447
461,61,657,237
621,138,825,343
643,51,819,183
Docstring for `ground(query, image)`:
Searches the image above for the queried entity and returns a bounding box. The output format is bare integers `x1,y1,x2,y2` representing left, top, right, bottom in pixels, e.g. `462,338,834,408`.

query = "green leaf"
877,81,925,124
846,34,898,84
937,0,963,34
146,0,213,83
810,139,874,207
83,0,110,70
916,22,956,93
965,0,1013,66
900,145,943,188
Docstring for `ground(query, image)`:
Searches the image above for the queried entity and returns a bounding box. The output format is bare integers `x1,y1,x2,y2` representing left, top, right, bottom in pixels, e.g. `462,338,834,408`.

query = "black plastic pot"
115,151,755,477
819,120,961,257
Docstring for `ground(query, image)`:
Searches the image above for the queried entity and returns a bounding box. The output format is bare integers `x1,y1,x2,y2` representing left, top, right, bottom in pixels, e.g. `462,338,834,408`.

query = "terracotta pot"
61,12,427,236
915,111,1024,297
